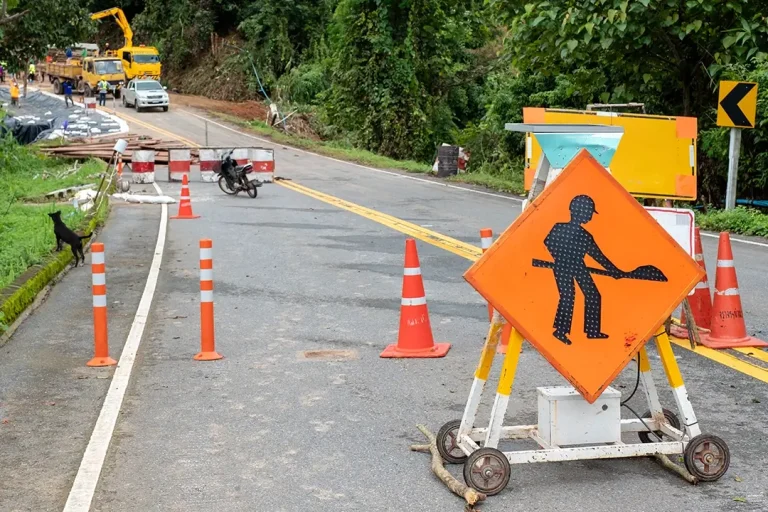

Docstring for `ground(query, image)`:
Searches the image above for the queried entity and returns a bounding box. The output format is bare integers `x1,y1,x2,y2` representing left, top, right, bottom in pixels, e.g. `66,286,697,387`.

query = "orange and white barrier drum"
132,149,155,184
232,148,249,166
251,148,275,182
199,148,220,183
169,148,191,182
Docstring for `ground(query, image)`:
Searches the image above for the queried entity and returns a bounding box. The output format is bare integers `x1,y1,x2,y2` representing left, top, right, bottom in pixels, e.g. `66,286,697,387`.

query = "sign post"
726,128,742,210
716,80,758,210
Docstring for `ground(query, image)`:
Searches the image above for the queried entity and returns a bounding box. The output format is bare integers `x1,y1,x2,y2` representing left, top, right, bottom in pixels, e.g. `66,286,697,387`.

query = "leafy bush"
697,207,768,238
275,62,329,105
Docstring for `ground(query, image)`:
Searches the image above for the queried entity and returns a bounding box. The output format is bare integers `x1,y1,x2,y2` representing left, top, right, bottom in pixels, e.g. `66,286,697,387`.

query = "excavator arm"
90,7,134,48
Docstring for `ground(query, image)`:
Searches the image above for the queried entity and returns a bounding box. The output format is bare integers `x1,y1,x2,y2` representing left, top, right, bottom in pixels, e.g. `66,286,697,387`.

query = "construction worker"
63,80,74,108
10,80,20,106
97,79,109,106
28,61,36,83
0,62,5,83
543,195,625,345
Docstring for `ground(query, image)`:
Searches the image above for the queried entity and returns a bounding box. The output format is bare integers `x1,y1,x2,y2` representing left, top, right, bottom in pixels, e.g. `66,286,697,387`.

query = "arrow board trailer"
522,108,698,201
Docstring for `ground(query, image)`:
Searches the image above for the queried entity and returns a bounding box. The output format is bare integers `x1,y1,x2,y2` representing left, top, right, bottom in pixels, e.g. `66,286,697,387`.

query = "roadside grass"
211,113,433,174
0,138,104,289
447,170,525,195
696,207,768,238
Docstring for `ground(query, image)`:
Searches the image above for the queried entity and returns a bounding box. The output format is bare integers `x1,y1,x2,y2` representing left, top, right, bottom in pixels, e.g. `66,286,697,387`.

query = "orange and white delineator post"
480,228,516,355
195,239,223,361
480,228,494,322
88,243,117,367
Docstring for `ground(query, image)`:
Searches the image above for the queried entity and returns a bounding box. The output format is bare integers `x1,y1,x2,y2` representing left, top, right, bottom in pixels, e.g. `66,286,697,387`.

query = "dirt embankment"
165,39,319,140
169,93,270,123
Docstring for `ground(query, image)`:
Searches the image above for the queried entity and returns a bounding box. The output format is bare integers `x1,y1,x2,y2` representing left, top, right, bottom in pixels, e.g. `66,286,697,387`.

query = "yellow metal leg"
485,329,525,447
654,327,701,437
458,313,505,443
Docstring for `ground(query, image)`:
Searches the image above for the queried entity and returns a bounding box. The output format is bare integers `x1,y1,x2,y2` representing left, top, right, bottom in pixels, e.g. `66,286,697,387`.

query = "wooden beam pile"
40,134,198,164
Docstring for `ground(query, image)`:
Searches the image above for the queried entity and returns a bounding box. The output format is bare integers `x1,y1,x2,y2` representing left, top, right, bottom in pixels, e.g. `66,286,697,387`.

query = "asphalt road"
1,102,767,512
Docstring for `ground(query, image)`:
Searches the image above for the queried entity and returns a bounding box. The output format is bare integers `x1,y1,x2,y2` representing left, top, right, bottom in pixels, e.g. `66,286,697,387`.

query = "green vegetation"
697,207,768,239
0,136,105,290
5,0,768,206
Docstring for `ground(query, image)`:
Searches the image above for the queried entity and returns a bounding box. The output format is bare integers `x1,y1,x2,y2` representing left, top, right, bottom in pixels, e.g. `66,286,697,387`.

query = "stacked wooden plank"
40,135,198,164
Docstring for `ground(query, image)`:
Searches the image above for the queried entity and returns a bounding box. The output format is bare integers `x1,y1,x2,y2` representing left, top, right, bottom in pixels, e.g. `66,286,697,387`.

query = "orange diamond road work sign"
464,150,704,403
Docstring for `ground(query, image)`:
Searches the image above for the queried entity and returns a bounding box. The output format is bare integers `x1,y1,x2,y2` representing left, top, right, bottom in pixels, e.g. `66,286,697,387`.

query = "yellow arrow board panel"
523,108,698,200
717,81,758,129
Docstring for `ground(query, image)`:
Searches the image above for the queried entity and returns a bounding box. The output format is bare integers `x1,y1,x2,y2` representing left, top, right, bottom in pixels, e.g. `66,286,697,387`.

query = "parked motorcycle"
217,149,261,198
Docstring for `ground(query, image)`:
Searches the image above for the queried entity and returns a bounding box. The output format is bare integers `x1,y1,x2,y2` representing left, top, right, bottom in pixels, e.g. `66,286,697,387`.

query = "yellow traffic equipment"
90,7,162,80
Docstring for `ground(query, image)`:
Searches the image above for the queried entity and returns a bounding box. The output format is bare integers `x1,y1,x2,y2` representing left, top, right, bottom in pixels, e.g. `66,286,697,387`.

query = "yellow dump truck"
45,53,126,98
91,8,162,80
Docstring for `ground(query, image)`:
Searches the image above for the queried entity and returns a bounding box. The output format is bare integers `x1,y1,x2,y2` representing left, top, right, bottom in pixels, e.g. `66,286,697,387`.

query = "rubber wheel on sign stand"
463,447,510,496
436,419,468,464
218,175,237,195
683,434,730,482
246,180,258,198
638,408,681,443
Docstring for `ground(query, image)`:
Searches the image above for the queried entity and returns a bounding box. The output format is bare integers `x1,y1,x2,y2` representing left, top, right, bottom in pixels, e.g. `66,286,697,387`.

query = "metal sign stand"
725,127,742,210
438,124,730,497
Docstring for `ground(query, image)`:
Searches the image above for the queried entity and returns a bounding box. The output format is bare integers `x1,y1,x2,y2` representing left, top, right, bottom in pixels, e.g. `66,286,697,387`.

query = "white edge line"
178,109,524,204
180,109,768,249
63,181,167,512
699,231,768,248
38,89,130,136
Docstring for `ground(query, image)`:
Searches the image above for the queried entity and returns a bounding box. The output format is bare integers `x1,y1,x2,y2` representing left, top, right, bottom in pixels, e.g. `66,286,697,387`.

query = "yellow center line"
277,180,483,262
123,113,768,385
669,337,768,383
733,347,768,365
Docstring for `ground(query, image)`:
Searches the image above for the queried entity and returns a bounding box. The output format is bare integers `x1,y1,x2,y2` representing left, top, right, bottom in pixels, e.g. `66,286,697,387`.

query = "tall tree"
0,0,94,68
326,0,484,160
495,0,768,116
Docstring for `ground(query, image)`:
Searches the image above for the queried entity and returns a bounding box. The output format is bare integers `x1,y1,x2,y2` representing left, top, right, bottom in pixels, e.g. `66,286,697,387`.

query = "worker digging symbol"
533,195,669,346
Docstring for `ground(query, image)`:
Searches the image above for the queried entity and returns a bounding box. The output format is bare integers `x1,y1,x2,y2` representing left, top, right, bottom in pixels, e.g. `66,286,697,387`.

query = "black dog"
47,211,93,267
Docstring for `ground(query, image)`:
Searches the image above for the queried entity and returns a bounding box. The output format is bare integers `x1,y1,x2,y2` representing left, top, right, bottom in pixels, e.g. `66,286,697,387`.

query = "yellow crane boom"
90,7,134,48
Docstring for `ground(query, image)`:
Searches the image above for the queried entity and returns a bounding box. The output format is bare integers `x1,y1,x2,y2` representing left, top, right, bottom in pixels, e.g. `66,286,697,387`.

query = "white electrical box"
537,386,622,447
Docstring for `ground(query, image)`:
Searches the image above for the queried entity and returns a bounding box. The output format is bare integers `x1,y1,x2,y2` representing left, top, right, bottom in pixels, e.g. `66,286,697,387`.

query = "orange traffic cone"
171,173,200,219
380,239,451,358
701,232,768,349
682,227,712,329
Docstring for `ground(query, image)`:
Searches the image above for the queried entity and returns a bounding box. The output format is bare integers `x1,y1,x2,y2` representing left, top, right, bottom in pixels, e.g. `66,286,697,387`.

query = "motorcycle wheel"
246,180,258,198
218,175,237,195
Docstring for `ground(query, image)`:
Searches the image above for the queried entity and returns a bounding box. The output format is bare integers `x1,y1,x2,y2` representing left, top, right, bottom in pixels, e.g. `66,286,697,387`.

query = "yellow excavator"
90,7,162,80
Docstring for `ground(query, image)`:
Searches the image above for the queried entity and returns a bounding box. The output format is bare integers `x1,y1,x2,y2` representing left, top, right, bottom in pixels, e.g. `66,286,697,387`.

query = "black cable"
623,403,664,442
621,355,641,406
619,355,664,442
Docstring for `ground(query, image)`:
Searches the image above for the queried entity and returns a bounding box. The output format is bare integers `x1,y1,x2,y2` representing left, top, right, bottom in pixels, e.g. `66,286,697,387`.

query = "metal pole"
205,120,209,146
725,127,742,210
